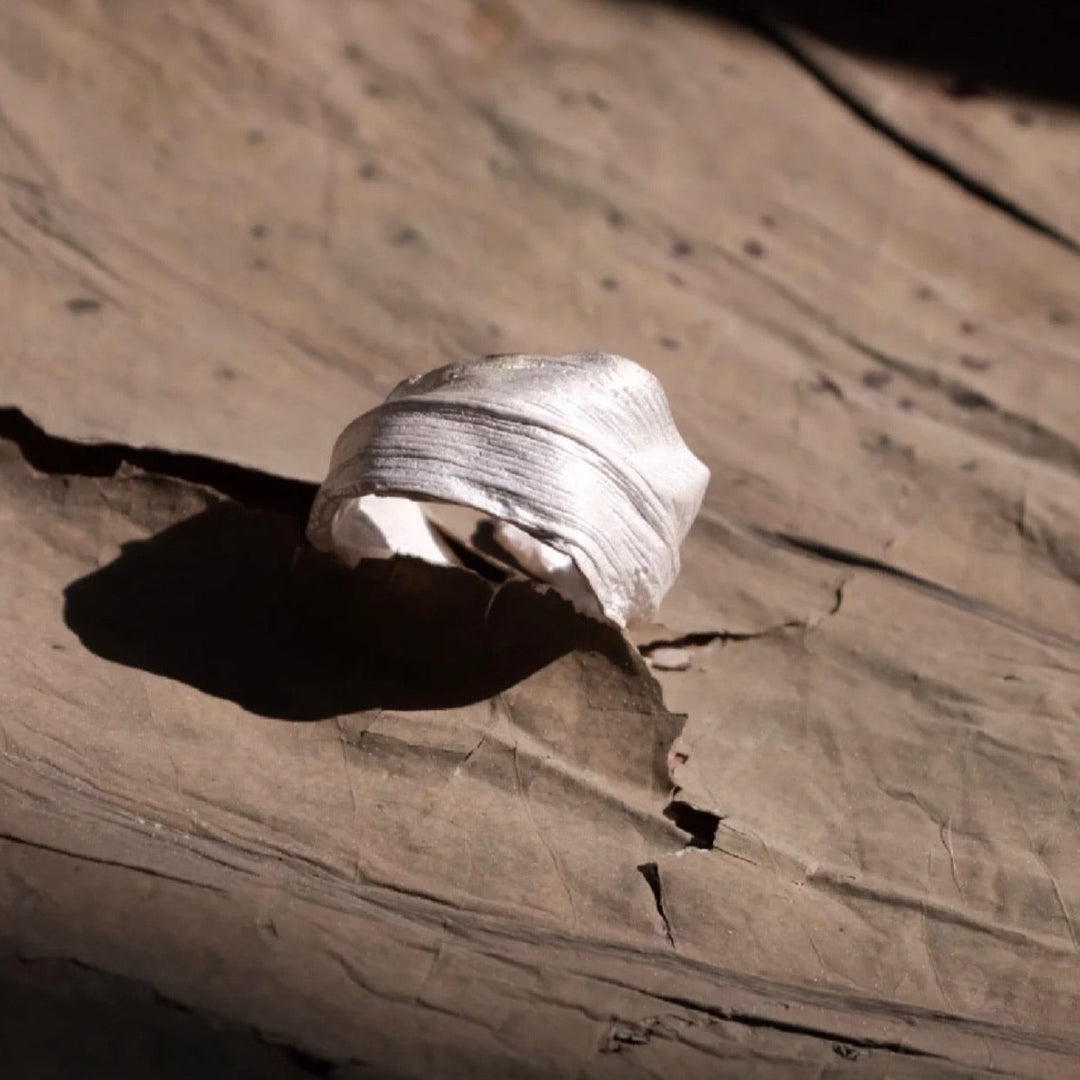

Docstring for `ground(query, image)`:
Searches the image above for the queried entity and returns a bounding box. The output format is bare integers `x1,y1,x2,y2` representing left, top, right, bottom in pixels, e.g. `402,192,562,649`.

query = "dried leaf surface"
3,1,1080,1077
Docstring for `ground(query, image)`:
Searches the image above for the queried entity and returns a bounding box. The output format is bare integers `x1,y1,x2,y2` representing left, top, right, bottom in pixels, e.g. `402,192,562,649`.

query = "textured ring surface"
307,352,710,626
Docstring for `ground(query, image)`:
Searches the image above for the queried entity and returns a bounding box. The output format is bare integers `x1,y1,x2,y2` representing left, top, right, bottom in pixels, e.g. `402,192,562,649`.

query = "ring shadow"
62,502,634,721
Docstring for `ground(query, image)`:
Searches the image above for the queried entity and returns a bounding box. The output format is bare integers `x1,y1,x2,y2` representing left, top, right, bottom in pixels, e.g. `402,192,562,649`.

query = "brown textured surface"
2,1,1080,1077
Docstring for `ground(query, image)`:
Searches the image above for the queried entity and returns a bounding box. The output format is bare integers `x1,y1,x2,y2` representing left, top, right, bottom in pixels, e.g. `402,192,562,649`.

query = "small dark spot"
66,297,102,315
585,90,609,111
959,354,991,372
948,385,992,410
605,207,628,229
1003,674,1020,682
556,87,578,105
670,237,693,258
864,432,894,454
343,43,362,64
874,438,917,462
1012,110,1034,127
760,213,777,230
215,365,238,381
1049,308,1073,326
959,320,978,335
358,161,379,180
742,238,765,258
245,128,265,146
861,369,891,389
600,275,619,291
251,255,269,271
945,75,984,99
667,272,684,288
960,459,978,471
250,223,268,240
832,1043,860,1061
390,225,421,246
50,643,65,650
914,284,935,301
808,373,843,399
364,81,388,98
899,397,915,411
487,322,502,338
658,336,679,350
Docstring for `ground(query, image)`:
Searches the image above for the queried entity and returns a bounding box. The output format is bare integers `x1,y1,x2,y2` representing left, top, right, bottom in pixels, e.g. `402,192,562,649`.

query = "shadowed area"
62,502,637,720
652,1,1080,103
0,947,364,1080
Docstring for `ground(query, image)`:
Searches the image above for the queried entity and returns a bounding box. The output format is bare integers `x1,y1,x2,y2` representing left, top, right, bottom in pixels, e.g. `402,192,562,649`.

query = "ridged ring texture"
306,352,710,626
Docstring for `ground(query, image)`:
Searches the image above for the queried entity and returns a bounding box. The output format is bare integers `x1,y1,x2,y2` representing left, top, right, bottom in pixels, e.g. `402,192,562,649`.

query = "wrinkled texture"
307,352,710,626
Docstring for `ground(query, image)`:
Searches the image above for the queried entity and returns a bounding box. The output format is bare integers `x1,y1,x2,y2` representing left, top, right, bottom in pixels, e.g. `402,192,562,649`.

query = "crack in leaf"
0,405,315,519
741,6,1080,254
636,861,677,949
0,830,229,895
